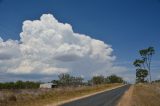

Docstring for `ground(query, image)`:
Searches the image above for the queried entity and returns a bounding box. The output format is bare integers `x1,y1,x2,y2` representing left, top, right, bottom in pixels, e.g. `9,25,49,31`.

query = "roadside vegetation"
133,47,155,83
118,82,160,106
132,83,160,106
118,46,160,106
0,81,40,89
0,74,125,106
0,83,123,106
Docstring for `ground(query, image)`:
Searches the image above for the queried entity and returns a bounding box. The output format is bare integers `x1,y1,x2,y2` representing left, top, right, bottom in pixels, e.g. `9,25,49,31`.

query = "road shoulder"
117,85,133,106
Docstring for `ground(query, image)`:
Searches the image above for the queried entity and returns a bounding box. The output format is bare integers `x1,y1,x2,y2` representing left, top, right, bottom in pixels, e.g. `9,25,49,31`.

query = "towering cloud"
0,14,130,81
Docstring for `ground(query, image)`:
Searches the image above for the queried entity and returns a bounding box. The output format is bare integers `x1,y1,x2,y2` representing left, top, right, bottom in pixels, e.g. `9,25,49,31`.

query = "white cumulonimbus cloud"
0,14,130,81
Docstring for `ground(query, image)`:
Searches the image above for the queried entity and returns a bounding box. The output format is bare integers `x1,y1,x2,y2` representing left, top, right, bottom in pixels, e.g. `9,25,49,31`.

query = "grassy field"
0,83,122,106
118,83,160,106
131,83,160,106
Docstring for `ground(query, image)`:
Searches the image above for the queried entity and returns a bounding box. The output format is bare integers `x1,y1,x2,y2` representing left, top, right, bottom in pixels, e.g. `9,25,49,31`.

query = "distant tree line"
0,81,40,89
90,74,125,85
51,74,125,87
152,80,160,83
0,74,125,89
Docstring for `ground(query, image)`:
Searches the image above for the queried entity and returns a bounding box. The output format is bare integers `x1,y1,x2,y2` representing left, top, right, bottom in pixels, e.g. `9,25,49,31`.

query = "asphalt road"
60,85,130,106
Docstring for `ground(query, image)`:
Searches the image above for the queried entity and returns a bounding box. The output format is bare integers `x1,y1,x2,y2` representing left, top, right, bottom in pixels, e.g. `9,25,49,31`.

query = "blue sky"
0,0,160,82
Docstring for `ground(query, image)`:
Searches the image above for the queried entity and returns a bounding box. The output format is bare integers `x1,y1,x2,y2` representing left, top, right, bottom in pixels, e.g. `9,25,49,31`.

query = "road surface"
60,85,130,106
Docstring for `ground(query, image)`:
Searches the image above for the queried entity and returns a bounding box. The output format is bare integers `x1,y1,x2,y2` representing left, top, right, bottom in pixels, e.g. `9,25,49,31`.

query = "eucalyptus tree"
139,47,155,82
133,59,148,83
136,69,148,83
105,75,124,83
133,59,145,69
133,47,155,83
58,73,84,86
92,75,105,85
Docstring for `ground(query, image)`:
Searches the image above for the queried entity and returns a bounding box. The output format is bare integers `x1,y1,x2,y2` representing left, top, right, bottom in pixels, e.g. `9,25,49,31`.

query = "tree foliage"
57,73,84,86
133,47,155,83
92,76,105,85
139,47,155,82
91,75,124,85
0,81,40,89
105,75,124,83
136,69,148,83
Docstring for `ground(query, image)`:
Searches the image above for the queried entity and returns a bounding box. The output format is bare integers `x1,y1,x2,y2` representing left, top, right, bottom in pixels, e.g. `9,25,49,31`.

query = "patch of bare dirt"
117,85,134,106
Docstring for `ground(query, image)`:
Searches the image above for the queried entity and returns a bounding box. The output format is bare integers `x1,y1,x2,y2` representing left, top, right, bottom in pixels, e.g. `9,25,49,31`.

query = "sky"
0,0,160,83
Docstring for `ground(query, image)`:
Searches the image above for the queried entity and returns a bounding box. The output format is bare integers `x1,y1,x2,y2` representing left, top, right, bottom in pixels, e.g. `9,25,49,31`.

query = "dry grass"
0,83,122,106
118,84,160,106
131,83,160,106
117,83,160,106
